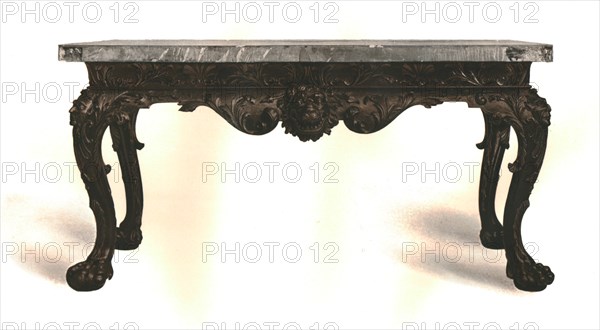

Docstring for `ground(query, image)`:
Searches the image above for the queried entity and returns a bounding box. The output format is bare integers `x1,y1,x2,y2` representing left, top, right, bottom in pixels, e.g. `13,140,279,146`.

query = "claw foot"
116,226,142,250
479,227,504,249
507,261,554,292
66,259,114,291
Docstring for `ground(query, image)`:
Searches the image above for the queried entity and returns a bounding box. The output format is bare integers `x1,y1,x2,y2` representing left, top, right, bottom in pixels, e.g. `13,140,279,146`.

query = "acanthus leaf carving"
342,91,444,134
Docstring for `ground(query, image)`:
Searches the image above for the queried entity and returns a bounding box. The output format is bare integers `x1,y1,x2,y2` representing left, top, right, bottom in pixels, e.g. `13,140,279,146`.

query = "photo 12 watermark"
202,321,340,330
1,322,139,330
202,241,339,264
200,1,340,23
1,1,140,23
1,81,87,104
202,161,340,184
401,321,540,330
2,241,140,264
400,1,540,24
400,241,540,264
1,161,121,184
401,161,486,184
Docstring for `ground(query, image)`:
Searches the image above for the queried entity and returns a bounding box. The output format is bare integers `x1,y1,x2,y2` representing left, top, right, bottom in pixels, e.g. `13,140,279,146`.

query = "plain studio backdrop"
0,1,598,329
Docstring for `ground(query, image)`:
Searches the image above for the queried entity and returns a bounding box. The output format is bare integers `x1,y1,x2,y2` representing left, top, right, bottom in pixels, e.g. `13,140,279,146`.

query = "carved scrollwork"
176,92,282,136
216,95,281,136
342,91,444,134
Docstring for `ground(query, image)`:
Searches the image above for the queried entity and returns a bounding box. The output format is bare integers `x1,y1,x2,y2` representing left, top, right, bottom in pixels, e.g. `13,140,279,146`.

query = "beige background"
1,1,598,329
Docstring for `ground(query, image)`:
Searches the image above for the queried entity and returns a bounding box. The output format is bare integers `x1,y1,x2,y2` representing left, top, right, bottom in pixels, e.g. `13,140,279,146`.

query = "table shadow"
390,206,520,293
5,196,96,284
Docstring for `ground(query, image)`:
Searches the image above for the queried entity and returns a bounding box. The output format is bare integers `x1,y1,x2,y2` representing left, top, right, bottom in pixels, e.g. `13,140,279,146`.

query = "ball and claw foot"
479,227,504,249
66,259,114,292
507,260,555,292
116,227,142,250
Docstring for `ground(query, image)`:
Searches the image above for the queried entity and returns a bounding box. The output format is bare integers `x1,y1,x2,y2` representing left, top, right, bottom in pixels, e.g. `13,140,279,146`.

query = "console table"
59,40,554,292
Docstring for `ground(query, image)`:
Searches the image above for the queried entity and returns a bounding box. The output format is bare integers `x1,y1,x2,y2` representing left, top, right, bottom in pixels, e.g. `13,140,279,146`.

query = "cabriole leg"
66,89,120,291
479,88,554,291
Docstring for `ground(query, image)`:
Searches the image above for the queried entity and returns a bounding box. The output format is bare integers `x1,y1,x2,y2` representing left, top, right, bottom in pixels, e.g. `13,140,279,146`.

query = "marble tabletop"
59,39,553,63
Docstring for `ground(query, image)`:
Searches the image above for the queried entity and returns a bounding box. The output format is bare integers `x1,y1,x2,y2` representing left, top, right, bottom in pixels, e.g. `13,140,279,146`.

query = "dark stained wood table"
59,40,554,292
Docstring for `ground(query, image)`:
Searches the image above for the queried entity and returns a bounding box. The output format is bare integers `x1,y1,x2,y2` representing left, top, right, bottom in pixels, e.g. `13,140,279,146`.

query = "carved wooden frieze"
86,62,531,89
82,62,532,142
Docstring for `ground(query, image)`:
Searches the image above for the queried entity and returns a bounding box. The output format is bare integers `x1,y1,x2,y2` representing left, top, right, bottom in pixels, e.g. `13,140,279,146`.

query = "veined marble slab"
59,39,553,63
